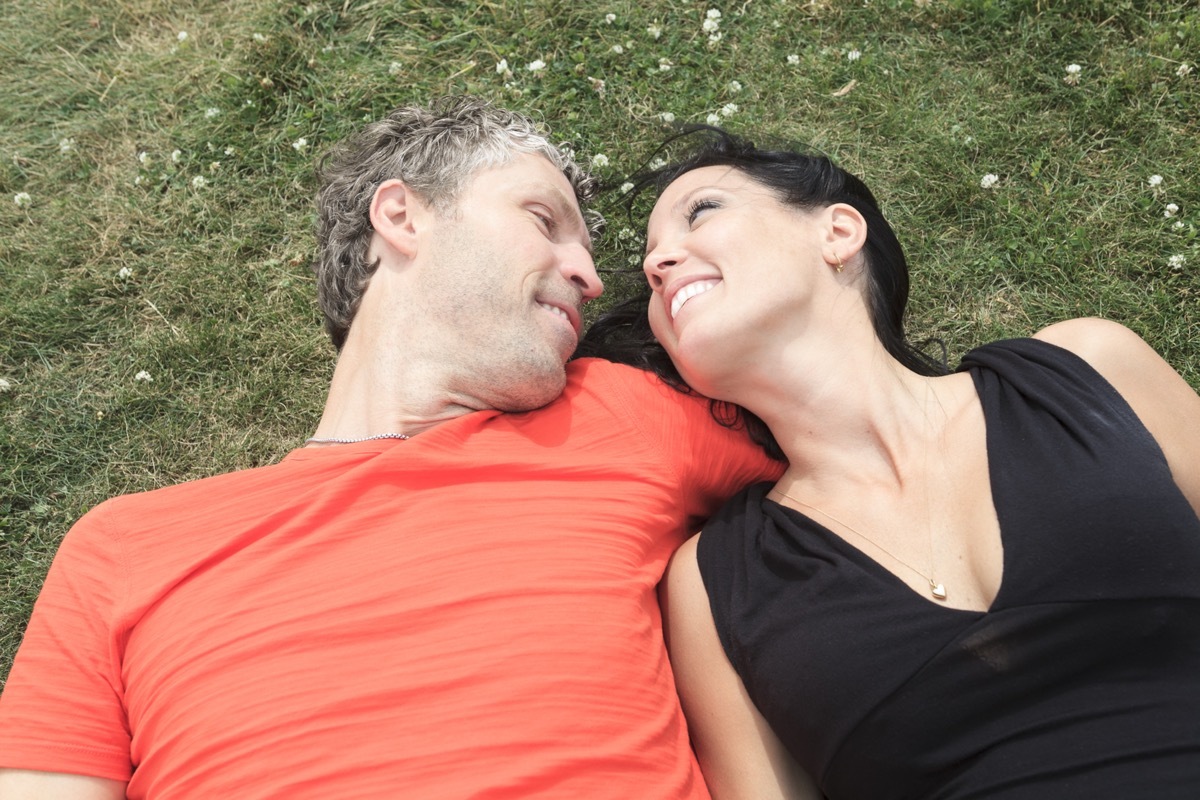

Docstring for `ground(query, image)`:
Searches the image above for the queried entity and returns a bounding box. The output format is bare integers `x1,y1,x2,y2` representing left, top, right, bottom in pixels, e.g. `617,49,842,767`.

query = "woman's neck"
725,329,966,493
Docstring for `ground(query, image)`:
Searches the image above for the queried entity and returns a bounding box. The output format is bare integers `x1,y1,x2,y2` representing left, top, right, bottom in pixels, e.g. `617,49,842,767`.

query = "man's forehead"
470,153,576,197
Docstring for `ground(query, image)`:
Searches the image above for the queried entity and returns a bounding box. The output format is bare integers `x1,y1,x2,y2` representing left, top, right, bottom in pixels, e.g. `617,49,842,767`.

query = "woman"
582,129,1200,798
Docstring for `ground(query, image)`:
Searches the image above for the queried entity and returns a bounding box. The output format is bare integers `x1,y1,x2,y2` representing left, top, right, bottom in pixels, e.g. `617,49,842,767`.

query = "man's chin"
490,366,568,413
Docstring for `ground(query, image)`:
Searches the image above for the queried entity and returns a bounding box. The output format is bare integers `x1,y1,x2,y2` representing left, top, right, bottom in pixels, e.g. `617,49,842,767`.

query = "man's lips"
538,300,581,336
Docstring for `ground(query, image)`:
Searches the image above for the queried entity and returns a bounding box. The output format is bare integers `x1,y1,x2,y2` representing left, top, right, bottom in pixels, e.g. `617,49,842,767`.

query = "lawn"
2,0,1197,680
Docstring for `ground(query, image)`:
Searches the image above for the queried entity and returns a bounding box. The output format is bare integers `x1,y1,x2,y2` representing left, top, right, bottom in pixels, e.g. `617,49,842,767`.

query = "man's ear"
823,203,868,269
369,179,427,260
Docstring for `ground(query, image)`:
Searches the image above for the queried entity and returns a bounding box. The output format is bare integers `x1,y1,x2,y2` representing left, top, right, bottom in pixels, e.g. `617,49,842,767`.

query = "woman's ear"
369,179,427,260
823,203,868,271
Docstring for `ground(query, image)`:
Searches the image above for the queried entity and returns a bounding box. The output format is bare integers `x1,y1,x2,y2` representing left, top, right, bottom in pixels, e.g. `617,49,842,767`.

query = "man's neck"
309,335,490,442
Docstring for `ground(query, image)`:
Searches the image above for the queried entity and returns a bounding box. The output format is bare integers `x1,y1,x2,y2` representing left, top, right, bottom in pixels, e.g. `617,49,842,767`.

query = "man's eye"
532,210,556,232
686,199,719,225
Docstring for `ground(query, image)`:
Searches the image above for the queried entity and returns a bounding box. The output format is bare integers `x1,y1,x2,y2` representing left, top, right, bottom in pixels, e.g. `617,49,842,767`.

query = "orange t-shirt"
0,359,781,799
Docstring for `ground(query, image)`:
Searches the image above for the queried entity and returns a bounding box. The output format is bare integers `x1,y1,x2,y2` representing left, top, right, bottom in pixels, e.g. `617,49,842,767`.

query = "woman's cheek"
648,301,672,347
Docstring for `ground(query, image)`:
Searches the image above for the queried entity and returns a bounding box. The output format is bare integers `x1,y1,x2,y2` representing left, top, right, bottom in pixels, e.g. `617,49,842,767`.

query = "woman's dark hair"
576,125,946,461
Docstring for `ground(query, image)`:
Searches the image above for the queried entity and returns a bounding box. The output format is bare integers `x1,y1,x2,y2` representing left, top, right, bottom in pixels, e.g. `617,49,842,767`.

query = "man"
0,97,780,799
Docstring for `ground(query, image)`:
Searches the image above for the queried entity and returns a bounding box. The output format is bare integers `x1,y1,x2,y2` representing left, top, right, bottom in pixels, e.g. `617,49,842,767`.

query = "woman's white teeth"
671,280,719,319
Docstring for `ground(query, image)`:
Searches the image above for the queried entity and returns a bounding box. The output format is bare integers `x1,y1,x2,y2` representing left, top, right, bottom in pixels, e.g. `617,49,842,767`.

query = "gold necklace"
770,488,948,601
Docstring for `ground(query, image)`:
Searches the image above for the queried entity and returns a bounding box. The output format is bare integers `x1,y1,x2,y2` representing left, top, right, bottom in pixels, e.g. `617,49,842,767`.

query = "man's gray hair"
313,96,599,350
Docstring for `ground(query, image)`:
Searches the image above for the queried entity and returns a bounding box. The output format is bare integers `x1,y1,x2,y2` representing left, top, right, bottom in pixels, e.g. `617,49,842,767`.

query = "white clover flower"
649,157,667,170
171,149,182,163
59,137,75,154
620,182,635,194
647,23,662,39
707,9,722,19
224,146,236,156
496,58,509,74
1178,63,1194,78
618,226,636,240
591,153,610,168
1148,174,1163,187
611,44,624,54
847,49,862,62
135,370,153,382
720,103,739,117
589,77,606,94
134,175,145,186
728,80,742,92
252,32,268,43
660,111,676,123
191,175,208,188
205,107,220,118
209,161,221,172
177,31,188,42
13,192,31,208
526,59,546,72
706,112,721,125
787,53,800,65
1168,254,1186,269
702,18,720,33
1063,63,1082,85
658,57,673,72
118,267,133,279
1165,203,1180,218
1173,220,1185,230
388,61,402,75
1065,64,1081,74
0,377,10,392
708,31,723,43
980,173,1000,189
138,151,150,165
605,13,616,23
292,137,308,152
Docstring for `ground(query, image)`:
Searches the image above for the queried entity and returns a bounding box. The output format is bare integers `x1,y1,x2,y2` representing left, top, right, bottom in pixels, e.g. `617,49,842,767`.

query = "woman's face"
642,165,827,396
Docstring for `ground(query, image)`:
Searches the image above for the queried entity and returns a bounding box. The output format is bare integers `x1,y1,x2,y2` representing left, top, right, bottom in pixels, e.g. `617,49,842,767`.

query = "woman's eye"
686,198,719,226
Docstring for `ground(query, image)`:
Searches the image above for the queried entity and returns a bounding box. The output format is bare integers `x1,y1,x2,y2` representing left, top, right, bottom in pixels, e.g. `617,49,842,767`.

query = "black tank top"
698,338,1200,798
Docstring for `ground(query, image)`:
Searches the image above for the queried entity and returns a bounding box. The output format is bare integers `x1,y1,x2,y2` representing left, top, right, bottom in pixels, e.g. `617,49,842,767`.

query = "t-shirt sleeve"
0,500,134,780
600,362,784,525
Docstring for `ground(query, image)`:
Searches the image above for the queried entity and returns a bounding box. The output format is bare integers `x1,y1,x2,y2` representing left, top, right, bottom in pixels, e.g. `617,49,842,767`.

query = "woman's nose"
642,246,683,292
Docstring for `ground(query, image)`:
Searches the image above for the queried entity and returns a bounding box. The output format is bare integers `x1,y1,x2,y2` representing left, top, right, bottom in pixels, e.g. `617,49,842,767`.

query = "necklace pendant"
930,581,948,601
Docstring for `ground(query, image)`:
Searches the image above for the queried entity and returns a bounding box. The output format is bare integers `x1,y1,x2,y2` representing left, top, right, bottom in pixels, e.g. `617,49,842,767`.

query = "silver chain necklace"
304,433,411,445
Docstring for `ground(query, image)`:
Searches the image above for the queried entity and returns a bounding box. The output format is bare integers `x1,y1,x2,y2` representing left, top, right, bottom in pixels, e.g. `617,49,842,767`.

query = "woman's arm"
0,770,127,800
662,535,820,800
1035,318,1200,518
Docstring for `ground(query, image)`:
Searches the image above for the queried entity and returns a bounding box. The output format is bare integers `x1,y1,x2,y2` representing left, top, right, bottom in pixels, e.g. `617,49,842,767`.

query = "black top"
698,339,1200,798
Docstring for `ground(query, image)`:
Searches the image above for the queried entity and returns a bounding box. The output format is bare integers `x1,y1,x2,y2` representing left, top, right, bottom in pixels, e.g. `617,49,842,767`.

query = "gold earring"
835,254,844,273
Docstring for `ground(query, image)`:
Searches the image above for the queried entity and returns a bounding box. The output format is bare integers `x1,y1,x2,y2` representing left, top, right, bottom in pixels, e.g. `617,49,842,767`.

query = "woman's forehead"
659,164,749,197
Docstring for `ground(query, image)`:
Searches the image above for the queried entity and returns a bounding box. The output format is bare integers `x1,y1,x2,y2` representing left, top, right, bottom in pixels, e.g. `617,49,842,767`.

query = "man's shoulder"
90,456,297,528
566,357,692,400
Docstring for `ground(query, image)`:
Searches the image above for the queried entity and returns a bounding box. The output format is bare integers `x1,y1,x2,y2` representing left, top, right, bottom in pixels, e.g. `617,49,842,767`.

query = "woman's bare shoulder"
1034,317,1200,515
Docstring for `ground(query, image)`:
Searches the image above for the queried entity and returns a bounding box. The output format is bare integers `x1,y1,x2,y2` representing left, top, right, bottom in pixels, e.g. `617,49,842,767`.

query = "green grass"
2,0,1198,680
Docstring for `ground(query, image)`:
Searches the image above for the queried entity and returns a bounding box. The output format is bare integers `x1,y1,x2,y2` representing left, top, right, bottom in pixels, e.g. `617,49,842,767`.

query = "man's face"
413,153,603,412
